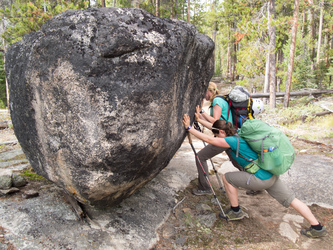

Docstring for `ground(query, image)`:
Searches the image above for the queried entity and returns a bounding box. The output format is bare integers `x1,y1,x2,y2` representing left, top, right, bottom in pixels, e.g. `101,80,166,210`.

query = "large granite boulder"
5,7,214,207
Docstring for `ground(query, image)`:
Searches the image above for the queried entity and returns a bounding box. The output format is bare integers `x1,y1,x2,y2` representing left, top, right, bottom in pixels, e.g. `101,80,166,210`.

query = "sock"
311,223,323,230
231,206,240,213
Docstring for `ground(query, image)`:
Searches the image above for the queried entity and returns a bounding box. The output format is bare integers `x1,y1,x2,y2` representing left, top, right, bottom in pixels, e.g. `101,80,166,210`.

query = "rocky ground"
1,92,333,249
154,141,333,249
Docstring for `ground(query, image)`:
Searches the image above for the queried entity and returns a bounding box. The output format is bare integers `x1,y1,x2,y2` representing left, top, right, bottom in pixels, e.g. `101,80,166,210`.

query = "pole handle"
187,132,193,145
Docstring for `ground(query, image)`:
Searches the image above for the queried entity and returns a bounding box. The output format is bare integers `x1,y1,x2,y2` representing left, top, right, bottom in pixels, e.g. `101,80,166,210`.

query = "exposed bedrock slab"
5,7,214,207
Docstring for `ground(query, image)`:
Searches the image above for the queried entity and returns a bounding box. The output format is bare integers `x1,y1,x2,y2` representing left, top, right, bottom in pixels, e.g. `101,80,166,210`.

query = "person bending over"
183,114,327,238
192,82,242,196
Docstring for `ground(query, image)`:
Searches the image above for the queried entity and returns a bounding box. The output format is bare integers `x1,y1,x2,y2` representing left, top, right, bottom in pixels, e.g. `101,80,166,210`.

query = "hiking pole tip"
219,212,229,222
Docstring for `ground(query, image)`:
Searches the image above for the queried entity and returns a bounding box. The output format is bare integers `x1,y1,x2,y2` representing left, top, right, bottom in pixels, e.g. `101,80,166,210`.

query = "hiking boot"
246,190,263,196
225,208,248,221
192,188,212,196
301,226,327,238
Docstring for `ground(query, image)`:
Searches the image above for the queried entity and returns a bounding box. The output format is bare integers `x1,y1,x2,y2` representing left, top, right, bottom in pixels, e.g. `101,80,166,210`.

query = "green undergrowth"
257,96,333,143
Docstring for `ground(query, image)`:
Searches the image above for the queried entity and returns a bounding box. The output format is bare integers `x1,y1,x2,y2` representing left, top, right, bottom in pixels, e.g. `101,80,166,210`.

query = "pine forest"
1,0,333,109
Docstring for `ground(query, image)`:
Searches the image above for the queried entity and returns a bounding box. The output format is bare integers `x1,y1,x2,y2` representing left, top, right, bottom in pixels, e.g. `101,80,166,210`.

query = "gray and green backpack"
237,119,295,175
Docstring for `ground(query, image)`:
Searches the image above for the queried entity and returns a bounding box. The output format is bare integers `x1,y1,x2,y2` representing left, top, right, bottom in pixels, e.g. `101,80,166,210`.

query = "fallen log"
0,140,18,146
282,111,332,125
251,89,333,98
296,137,333,149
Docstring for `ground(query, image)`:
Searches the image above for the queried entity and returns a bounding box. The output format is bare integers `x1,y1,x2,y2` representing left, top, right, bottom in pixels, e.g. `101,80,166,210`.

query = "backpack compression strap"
245,134,271,162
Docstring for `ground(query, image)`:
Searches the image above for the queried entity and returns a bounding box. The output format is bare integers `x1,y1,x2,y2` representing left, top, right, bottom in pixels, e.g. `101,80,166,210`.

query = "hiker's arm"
194,108,212,129
195,105,213,129
183,114,230,148
212,104,223,121
195,105,210,122
200,104,221,124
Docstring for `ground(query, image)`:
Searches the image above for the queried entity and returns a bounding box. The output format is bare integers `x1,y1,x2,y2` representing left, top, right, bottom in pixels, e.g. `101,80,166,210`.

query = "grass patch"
20,168,46,182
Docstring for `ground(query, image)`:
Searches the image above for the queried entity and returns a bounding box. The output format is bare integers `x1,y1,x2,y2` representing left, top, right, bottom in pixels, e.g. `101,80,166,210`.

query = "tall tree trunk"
170,0,174,19
101,0,105,7
268,0,276,109
284,0,299,108
231,43,237,81
1,7,9,109
329,35,333,87
276,52,281,92
301,6,305,37
226,28,231,79
264,3,271,104
187,0,190,22
325,33,328,64
310,3,316,70
219,46,223,79
316,1,324,68
156,0,160,17
264,53,270,104
212,0,217,73
226,44,230,78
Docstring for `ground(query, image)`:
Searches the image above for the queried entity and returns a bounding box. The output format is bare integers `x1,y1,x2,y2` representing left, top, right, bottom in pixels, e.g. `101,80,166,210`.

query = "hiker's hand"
183,114,190,129
194,112,200,121
196,105,201,114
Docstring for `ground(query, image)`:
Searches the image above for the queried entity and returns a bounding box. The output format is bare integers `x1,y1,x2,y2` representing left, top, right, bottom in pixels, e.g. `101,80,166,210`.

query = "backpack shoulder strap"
235,135,255,162
247,98,254,119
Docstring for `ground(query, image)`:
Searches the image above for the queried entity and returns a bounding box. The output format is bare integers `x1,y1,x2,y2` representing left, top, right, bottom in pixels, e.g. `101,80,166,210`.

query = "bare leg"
290,198,319,225
222,174,239,207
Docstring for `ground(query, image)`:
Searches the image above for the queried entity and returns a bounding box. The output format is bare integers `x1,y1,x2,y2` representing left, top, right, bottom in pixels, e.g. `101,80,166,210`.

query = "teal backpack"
237,119,295,175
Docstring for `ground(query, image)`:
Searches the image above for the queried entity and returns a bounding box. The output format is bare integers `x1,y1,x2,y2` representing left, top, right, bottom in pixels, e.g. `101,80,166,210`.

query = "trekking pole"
187,132,228,221
193,121,225,192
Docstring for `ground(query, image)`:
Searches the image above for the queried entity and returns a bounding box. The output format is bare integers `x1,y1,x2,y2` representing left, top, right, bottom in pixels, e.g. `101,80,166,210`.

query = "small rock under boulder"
0,169,12,190
5,7,214,207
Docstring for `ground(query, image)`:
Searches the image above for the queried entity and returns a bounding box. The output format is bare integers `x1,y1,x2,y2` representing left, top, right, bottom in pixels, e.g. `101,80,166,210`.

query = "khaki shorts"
225,172,295,208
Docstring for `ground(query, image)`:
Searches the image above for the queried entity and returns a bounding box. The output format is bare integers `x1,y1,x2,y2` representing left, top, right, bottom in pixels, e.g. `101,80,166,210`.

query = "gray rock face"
5,7,214,207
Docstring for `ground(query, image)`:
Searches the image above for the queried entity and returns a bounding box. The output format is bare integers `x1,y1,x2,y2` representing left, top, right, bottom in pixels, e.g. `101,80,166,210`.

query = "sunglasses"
211,127,221,134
